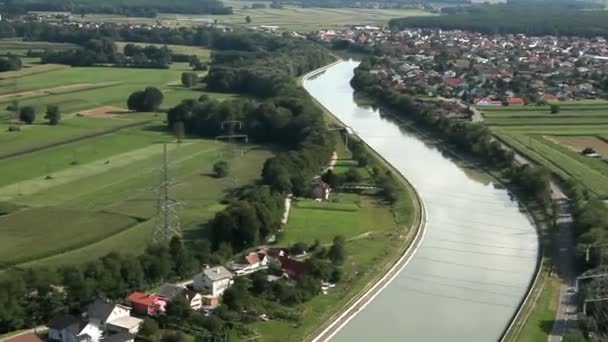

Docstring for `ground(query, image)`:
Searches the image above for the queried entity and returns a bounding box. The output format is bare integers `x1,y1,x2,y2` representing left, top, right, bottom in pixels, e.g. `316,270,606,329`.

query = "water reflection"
303,60,539,342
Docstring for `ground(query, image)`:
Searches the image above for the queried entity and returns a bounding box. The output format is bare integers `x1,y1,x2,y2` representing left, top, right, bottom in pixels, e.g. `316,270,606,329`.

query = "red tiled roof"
245,253,261,265
127,292,161,306
443,77,464,87
541,93,557,101
506,97,525,104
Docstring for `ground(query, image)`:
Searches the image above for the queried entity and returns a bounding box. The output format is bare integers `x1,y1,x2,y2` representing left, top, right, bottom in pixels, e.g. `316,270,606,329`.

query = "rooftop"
202,266,232,281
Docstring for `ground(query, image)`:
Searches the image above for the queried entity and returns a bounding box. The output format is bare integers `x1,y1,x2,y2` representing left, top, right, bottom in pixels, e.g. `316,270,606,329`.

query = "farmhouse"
126,292,167,316
232,251,270,273
278,256,309,278
193,266,234,297
157,283,203,310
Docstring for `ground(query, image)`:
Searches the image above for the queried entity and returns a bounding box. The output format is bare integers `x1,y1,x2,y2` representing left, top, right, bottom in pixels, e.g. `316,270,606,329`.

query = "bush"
213,160,230,178
7,125,20,132
45,105,61,125
19,106,36,124
127,87,164,112
550,104,560,114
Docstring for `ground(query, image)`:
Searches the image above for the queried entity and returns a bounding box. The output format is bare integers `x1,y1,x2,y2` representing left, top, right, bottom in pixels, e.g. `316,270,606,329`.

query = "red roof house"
473,97,502,106
442,77,464,87
540,93,557,102
278,257,309,278
126,292,167,316
506,97,525,106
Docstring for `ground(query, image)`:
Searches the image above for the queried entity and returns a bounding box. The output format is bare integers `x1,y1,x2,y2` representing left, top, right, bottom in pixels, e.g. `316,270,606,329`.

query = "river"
303,60,539,342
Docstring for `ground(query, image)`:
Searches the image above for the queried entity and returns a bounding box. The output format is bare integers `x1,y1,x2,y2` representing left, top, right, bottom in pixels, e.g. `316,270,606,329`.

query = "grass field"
71,3,435,32
0,124,273,269
481,102,608,198
283,193,396,245
516,277,560,342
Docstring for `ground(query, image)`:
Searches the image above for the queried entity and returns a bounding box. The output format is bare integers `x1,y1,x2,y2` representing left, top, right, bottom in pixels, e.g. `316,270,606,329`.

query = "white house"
48,301,142,342
193,266,233,297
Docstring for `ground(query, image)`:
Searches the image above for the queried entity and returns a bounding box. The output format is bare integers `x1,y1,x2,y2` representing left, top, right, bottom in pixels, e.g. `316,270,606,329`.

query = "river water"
303,60,539,342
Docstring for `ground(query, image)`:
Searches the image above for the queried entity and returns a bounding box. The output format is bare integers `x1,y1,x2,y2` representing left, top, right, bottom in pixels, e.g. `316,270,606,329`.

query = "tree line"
1,0,232,18
41,39,173,68
0,54,21,72
0,236,226,334
389,4,608,38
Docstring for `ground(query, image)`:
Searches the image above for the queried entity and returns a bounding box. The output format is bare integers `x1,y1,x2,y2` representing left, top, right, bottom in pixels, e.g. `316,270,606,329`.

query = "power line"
153,144,181,243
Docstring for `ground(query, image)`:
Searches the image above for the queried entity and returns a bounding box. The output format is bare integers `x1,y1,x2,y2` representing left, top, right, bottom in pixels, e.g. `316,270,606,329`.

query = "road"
0,327,47,342
470,105,578,341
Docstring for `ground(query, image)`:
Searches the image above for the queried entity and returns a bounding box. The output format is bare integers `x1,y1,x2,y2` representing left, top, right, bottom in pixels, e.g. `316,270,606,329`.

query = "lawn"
283,193,395,245
72,4,436,32
0,207,139,267
516,276,560,342
483,104,608,198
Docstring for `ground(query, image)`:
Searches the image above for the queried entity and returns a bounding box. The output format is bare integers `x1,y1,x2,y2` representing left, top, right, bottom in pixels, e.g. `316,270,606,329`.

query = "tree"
127,87,164,112
19,106,35,124
181,72,198,88
550,104,560,114
165,297,191,321
45,105,61,125
138,318,159,337
173,121,185,142
245,15,252,24
328,235,346,265
213,160,230,178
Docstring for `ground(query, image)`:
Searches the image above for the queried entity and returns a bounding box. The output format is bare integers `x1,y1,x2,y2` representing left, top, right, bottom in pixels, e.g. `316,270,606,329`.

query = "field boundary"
0,119,153,160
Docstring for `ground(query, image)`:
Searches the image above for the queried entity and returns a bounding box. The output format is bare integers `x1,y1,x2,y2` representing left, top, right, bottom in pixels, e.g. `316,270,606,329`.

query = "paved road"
465,100,578,340
0,327,47,342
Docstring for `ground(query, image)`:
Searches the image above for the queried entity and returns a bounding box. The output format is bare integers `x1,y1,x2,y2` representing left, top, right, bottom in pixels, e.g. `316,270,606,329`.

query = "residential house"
5,333,44,342
278,257,309,278
237,252,270,273
193,266,233,297
506,97,525,106
87,300,141,334
311,180,331,201
103,333,135,342
157,283,203,310
473,97,502,106
47,315,103,342
126,292,167,316
540,92,558,102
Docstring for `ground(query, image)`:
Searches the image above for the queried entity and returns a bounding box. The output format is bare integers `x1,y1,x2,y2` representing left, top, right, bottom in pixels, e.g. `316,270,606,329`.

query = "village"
319,27,608,105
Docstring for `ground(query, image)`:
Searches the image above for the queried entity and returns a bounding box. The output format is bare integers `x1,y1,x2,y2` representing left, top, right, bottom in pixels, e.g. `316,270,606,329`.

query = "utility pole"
577,244,608,340
216,120,248,187
153,144,181,243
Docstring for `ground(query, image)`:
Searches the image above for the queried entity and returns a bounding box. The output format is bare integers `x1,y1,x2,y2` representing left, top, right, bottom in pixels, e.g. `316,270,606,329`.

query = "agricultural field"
481,102,608,198
0,40,267,269
0,48,226,156
71,2,435,32
0,122,274,269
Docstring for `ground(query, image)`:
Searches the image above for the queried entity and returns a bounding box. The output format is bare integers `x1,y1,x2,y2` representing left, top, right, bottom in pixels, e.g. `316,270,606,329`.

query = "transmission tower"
153,144,181,243
216,120,248,186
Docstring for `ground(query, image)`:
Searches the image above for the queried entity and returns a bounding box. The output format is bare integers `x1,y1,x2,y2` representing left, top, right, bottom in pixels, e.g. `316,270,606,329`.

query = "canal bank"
303,59,539,342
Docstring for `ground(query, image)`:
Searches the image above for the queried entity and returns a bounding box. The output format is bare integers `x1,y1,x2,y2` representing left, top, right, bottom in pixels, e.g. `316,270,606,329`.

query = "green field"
481,102,608,198
0,124,273,268
72,2,435,32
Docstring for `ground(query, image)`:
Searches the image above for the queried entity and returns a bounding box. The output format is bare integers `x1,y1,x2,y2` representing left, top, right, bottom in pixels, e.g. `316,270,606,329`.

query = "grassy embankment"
70,1,435,32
